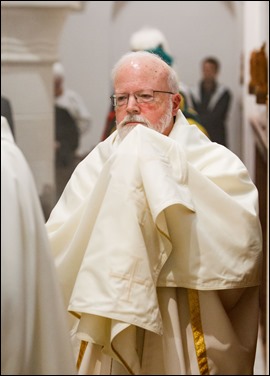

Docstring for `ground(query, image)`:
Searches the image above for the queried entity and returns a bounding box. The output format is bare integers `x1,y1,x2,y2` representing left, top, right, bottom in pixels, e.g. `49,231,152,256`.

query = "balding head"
111,51,179,93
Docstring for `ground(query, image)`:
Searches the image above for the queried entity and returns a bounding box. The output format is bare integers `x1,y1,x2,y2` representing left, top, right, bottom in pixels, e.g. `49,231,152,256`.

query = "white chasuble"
46,110,262,375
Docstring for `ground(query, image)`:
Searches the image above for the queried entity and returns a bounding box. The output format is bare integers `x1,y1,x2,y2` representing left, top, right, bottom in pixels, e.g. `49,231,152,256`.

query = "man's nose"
126,95,140,114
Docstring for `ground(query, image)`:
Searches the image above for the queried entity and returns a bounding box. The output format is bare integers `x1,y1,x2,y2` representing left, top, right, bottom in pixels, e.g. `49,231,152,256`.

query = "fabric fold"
46,112,262,374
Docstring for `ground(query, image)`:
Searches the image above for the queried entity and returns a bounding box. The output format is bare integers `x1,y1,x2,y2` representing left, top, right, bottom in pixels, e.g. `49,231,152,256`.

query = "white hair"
111,51,179,93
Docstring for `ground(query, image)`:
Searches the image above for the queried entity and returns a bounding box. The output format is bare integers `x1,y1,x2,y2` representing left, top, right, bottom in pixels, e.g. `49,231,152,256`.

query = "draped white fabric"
46,110,262,374
1,117,77,375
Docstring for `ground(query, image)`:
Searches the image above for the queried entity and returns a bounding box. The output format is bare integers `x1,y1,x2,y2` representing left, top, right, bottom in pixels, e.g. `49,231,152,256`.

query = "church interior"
1,1,268,374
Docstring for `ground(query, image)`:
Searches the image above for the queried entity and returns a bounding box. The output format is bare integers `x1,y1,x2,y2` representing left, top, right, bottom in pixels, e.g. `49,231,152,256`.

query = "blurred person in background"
53,62,91,139
53,62,92,200
190,56,232,147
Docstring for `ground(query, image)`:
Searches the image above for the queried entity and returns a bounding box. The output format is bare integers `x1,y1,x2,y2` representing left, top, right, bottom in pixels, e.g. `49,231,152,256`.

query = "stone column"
1,1,83,218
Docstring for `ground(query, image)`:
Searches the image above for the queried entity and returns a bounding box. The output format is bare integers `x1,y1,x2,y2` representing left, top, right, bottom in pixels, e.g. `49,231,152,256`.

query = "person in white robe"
1,116,77,375
46,52,262,375
53,62,91,137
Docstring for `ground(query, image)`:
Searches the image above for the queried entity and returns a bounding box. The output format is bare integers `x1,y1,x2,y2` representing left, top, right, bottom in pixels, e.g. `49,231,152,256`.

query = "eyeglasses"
110,89,174,107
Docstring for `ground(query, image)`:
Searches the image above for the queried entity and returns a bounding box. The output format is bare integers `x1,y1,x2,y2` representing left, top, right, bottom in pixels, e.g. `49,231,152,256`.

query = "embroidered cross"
110,257,146,302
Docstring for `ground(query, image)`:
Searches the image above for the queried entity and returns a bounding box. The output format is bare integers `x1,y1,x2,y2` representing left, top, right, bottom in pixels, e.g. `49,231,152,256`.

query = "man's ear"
172,93,181,115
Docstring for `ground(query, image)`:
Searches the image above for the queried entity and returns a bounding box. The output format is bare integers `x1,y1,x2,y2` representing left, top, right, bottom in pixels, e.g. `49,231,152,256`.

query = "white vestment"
46,110,262,375
1,117,77,375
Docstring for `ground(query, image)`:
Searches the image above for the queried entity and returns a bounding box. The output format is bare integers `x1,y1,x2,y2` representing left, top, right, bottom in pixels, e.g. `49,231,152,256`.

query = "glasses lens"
116,94,129,106
136,90,154,103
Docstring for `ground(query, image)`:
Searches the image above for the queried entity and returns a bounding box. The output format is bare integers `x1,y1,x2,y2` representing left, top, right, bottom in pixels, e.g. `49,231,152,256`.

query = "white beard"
116,101,173,140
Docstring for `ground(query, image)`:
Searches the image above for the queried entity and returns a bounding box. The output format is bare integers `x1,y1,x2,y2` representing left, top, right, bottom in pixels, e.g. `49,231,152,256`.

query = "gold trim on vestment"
188,289,210,375
77,340,88,370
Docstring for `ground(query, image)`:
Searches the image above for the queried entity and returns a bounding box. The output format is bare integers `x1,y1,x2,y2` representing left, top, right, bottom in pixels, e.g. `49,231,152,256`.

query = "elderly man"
46,52,262,375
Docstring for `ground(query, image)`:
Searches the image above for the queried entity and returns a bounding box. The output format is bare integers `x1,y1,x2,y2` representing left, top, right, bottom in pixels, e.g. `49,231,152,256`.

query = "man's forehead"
117,59,165,79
